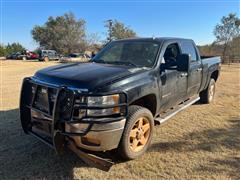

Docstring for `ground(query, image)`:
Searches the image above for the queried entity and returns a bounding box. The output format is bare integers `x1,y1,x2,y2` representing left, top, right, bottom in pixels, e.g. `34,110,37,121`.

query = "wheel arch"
211,70,219,82
129,94,157,117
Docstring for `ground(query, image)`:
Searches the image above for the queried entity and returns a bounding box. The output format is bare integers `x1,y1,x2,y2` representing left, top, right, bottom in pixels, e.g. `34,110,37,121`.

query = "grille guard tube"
20,77,128,171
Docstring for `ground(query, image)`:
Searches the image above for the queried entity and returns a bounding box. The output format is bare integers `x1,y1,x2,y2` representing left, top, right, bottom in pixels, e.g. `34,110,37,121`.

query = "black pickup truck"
20,37,221,169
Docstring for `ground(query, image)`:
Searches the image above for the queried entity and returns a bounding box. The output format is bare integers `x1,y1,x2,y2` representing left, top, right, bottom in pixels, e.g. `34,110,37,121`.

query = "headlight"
87,94,120,117
87,94,119,106
73,94,126,119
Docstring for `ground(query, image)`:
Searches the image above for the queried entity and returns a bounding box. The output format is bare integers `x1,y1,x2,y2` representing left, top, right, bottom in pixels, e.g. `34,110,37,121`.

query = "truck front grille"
58,89,74,121
22,79,76,122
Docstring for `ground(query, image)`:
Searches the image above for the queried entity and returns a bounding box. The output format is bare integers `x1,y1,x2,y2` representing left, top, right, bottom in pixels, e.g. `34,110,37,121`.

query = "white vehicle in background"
38,50,60,62
59,53,91,63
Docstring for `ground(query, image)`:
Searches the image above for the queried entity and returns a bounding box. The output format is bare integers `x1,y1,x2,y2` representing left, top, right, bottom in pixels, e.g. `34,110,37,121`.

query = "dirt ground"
0,60,239,180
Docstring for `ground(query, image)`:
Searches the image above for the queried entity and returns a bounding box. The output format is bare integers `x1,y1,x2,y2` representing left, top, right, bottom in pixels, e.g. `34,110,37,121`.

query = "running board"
155,97,200,124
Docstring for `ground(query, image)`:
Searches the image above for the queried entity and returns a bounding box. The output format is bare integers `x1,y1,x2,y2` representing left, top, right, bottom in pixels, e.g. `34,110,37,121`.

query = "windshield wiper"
91,59,106,63
91,59,138,67
108,61,138,67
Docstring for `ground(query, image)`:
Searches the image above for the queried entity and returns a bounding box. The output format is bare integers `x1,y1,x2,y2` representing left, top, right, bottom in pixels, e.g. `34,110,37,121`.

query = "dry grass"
0,60,239,179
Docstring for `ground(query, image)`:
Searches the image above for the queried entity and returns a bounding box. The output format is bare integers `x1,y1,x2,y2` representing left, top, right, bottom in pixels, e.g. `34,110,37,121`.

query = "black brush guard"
20,77,127,171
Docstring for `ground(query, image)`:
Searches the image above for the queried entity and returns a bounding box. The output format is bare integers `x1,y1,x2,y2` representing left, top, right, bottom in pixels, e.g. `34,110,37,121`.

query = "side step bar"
155,97,200,124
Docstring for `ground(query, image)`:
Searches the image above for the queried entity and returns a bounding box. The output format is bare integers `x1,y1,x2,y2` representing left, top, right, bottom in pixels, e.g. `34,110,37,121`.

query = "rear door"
180,40,202,98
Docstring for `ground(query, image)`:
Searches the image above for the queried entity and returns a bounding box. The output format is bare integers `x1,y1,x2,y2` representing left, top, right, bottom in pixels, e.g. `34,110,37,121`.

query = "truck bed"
200,56,221,91
201,56,221,67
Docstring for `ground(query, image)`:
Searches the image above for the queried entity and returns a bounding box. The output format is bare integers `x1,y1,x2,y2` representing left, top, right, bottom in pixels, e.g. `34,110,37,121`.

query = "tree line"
32,12,137,55
0,12,137,56
1,12,239,63
198,13,240,63
0,43,25,57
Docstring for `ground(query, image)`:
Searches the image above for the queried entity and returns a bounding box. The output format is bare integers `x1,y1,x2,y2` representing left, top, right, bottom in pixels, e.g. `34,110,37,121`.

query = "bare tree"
86,33,101,46
214,13,240,63
105,19,137,42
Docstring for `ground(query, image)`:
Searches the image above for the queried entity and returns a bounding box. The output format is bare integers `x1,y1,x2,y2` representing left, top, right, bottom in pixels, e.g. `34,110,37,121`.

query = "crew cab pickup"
20,38,221,169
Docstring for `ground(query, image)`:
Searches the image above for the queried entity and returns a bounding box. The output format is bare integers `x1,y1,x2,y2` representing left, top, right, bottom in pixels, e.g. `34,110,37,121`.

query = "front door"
159,42,188,112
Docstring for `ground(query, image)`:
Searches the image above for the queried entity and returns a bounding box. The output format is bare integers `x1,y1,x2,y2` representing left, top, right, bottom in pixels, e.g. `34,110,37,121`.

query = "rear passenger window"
181,41,198,61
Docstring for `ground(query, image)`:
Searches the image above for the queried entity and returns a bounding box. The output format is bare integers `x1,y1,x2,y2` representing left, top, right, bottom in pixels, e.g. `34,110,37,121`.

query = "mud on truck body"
20,37,221,170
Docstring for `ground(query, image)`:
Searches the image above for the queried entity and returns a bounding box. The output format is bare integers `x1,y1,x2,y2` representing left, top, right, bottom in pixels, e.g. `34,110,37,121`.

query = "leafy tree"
32,12,87,54
6,43,25,54
0,43,25,56
214,13,240,63
105,20,137,41
0,44,6,56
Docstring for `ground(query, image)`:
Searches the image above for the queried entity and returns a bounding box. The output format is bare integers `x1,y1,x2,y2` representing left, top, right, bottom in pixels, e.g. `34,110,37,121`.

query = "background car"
38,50,59,61
6,52,22,60
23,51,39,60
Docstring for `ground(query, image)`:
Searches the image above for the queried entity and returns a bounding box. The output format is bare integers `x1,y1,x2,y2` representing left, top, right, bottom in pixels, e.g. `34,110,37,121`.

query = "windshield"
92,41,160,68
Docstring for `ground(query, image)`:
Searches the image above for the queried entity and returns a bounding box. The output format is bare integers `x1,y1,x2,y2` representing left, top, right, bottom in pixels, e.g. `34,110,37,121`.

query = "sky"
1,0,239,50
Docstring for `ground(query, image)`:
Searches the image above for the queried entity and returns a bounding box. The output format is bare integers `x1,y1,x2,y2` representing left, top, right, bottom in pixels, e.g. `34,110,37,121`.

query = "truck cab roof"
114,37,193,43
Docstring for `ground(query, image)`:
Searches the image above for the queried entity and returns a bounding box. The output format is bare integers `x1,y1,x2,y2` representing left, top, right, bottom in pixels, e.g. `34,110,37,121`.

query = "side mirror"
177,54,191,72
91,53,96,58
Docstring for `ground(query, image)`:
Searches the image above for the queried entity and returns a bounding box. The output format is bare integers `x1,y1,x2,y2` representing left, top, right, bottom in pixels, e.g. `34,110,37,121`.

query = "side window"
162,43,180,66
48,51,54,57
181,41,198,61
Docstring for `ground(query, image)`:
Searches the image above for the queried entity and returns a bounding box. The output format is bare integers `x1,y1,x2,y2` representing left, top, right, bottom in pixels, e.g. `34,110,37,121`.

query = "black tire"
118,105,154,160
200,78,216,104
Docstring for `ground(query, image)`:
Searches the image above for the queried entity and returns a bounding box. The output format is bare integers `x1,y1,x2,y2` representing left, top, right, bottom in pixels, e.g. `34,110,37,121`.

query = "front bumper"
65,119,126,151
20,77,127,153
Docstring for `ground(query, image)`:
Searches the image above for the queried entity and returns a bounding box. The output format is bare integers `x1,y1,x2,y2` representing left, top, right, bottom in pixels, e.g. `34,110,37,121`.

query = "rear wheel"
44,56,49,62
200,78,216,104
118,105,154,160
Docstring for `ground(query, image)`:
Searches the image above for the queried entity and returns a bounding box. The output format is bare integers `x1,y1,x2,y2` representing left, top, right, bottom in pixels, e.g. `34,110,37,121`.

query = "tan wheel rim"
209,84,215,101
44,57,49,62
129,117,150,152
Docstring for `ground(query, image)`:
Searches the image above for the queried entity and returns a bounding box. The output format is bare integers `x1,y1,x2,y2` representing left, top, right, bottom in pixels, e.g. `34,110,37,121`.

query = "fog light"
65,123,89,133
81,137,100,146
87,107,120,117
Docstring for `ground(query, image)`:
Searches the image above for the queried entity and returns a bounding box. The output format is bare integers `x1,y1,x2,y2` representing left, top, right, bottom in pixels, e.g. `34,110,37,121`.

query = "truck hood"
34,62,146,91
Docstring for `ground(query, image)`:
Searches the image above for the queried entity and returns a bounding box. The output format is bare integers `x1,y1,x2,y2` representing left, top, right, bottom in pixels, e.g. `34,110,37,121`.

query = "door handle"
180,72,188,77
197,68,202,72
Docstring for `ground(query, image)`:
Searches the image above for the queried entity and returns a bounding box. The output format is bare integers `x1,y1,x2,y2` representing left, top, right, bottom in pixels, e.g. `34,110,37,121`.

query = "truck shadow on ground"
149,116,240,178
0,109,107,179
1,108,239,179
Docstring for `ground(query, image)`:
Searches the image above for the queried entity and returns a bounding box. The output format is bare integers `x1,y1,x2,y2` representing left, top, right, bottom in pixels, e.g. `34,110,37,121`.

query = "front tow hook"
53,132,114,171
67,139,114,171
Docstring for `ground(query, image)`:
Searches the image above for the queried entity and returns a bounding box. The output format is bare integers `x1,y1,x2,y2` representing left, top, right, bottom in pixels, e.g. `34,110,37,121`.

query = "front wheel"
118,105,154,160
200,78,216,104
